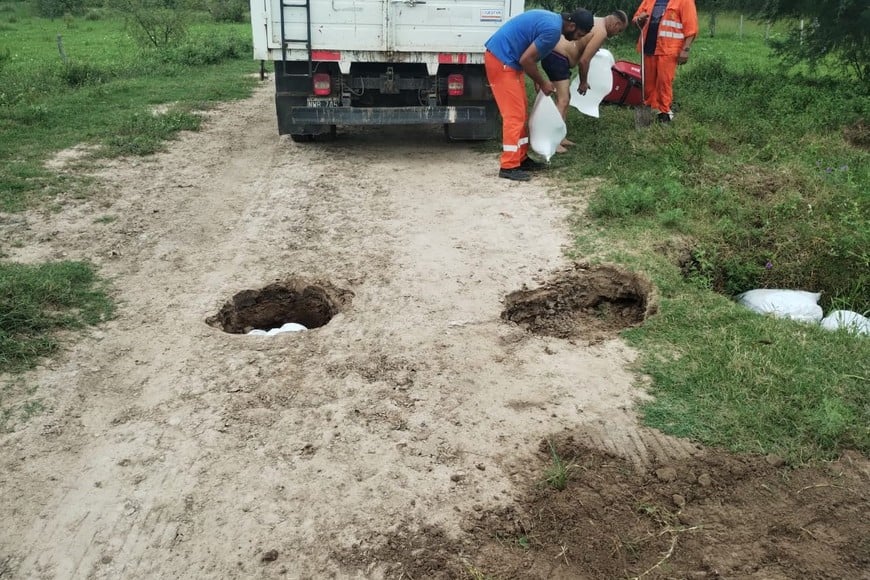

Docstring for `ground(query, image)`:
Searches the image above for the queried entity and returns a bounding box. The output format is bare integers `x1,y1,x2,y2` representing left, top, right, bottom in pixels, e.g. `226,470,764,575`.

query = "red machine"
604,61,644,107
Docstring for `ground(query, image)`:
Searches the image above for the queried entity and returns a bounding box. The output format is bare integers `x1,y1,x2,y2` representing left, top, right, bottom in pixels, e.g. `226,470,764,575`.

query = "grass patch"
0,11,256,211
99,108,203,157
556,12,869,463
542,439,576,490
623,291,869,462
0,376,48,432
0,261,114,371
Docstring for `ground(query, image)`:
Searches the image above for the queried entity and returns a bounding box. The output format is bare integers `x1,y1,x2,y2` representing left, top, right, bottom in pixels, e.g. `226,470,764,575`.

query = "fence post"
739,15,744,39
800,19,805,45
709,11,717,37
56,34,67,64
765,21,771,41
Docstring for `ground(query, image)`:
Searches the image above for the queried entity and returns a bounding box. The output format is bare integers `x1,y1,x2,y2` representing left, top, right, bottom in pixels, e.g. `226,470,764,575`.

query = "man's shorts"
541,51,571,82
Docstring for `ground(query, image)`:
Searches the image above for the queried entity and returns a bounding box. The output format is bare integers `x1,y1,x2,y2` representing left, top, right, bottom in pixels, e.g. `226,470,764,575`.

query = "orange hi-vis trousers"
485,51,528,170
642,53,678,114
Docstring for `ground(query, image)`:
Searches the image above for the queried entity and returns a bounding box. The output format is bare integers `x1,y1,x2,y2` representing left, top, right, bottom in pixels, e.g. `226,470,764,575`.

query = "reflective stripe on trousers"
503,137,529,152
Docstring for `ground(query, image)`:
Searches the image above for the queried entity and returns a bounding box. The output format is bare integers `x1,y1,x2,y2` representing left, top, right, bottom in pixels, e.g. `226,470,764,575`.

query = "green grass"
542,439,575,490
0,261,114,372
555,12,870,463
623,292,868,462
0,6,257,210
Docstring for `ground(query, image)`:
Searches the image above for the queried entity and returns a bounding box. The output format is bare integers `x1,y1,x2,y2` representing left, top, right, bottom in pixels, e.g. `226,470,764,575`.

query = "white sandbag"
528,90,566,162
267,322,307,336
569,48,616,118
820,310,869,336
248,322,307,336
736,289,823,324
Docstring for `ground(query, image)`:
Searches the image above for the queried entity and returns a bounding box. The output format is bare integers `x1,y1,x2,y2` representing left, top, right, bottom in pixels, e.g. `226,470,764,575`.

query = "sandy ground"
0,81,696,578
4,81,864,580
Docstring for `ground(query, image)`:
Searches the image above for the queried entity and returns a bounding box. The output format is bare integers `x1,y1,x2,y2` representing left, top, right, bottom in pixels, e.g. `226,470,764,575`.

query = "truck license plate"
307,98,335,108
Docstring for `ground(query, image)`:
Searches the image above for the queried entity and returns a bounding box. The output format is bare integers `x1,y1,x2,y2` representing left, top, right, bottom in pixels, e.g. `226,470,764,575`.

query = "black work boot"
657,112,672,123
519,157,547,172
499,167,531,181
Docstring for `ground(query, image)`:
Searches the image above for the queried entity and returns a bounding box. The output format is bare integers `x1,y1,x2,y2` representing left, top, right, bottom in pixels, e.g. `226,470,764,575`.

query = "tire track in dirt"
1,81,693,578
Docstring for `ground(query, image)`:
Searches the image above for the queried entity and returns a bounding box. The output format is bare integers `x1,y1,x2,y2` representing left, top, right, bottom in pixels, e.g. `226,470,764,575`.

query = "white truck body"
249,0,525,140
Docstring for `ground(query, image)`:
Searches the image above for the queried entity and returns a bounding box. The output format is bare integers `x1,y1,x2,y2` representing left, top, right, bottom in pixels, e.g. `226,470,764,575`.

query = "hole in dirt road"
206,278,353,334
501,263,657,341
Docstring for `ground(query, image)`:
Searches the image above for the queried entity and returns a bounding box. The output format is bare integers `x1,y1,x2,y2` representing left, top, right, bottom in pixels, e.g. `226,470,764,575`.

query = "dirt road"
1,81,866,579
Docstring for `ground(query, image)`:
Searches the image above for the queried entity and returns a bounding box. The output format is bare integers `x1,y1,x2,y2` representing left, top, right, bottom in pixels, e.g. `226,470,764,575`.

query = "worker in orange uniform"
484,8,594,181
632,0,697,123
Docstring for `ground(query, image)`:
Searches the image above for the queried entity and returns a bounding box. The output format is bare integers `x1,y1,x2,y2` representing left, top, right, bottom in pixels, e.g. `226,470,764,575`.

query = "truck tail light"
313,73,331,96
447,74,464,96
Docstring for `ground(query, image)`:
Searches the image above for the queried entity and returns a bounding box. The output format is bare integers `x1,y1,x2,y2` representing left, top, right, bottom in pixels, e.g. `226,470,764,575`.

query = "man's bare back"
551,16,609,67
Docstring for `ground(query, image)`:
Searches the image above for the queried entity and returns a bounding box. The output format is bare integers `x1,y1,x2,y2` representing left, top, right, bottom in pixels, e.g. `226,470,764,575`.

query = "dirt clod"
501,263,657,342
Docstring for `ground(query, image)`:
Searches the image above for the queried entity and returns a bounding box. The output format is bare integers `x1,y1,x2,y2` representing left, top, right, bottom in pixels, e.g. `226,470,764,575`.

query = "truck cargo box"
249,0,524,140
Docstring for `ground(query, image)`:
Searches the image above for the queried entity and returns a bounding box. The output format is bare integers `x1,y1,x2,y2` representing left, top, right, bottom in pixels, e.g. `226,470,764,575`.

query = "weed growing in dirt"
464,564,495,580
543,439,576,490
0,261,114,371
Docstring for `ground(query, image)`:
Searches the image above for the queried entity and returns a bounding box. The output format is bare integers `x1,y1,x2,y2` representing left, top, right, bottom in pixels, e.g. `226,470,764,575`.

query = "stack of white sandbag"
736,289,868,336
247,322,307,336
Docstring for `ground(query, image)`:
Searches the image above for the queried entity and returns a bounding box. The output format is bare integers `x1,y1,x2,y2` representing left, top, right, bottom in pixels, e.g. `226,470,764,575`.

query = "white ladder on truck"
279,0,312,77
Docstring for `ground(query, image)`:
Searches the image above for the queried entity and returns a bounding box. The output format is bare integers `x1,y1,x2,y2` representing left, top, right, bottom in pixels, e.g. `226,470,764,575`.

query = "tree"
755,0,869,82
108,0,190,48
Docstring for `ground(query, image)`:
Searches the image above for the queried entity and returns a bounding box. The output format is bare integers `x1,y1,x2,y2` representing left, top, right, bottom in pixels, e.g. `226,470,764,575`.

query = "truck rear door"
388,0,513,53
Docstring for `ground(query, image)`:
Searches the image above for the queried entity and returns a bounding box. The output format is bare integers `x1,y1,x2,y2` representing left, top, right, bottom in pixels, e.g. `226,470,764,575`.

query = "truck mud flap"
287,106,488,126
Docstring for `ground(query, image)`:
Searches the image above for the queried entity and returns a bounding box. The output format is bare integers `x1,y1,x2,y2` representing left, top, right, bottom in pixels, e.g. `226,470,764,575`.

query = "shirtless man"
541,10,628,151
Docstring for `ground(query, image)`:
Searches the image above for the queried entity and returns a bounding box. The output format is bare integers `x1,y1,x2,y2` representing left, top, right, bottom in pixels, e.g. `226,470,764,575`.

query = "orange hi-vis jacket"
634,0,698,56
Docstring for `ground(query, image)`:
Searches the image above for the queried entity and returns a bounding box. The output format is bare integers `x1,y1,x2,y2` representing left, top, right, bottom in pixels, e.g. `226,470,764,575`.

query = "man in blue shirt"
485,8,594,181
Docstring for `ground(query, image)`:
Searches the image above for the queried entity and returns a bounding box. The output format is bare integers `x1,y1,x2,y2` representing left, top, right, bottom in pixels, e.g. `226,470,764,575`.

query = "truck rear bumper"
286,106,488,126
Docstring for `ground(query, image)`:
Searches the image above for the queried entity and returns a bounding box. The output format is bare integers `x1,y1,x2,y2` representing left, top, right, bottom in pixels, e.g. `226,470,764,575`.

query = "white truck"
249,0,524,141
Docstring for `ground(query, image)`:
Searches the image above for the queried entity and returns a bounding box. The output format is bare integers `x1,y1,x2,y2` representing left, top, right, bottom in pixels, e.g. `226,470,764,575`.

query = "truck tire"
312,125,337,142
290,125,336,143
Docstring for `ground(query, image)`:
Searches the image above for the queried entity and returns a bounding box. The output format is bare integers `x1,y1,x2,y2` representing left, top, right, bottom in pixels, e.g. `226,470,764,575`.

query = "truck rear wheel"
289,125,336,143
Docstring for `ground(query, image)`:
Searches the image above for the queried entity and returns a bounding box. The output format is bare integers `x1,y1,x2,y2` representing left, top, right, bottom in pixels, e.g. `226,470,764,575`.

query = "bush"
159,30,252,65
59,60,112,87
205,0,248,22
36,0,84,18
